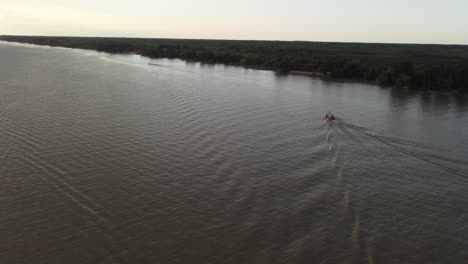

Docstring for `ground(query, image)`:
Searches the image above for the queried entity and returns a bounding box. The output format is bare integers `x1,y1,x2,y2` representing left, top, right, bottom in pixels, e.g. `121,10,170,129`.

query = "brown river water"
1,41,468,264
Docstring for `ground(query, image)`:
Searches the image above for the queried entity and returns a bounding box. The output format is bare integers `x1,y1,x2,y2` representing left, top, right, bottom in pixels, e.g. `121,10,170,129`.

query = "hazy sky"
1,0,467,44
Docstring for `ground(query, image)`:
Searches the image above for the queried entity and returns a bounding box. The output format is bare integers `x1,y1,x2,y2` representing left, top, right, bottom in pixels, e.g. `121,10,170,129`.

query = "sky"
0,0,467,44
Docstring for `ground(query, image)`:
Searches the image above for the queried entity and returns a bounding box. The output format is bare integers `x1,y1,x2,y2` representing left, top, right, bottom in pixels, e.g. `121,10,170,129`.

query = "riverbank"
288,71,330,78
1,35,467,92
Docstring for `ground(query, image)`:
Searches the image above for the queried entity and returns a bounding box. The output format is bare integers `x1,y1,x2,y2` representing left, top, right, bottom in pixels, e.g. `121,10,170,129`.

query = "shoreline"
0,37,466,94
288,71,330,78
0,39,332,80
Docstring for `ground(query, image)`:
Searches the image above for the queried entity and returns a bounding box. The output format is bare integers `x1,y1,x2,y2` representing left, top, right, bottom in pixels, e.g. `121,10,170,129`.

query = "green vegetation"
1,35,468,91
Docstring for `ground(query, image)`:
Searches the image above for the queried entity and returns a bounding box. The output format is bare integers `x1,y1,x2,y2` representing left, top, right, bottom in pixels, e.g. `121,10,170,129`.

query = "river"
1,41,468,264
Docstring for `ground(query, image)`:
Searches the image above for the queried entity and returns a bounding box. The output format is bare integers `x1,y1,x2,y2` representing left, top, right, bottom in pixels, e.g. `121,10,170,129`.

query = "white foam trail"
332,149,339,165
337,167,344,180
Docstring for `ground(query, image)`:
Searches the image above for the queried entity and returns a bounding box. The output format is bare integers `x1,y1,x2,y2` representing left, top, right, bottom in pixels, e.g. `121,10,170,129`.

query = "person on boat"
324,112,336,121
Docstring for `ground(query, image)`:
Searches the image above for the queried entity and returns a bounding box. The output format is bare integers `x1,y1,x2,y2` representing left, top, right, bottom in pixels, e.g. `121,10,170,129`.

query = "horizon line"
1,34,467,47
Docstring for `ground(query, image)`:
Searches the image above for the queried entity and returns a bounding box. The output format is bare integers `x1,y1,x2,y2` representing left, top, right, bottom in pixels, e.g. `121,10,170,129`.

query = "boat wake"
326,117,468,179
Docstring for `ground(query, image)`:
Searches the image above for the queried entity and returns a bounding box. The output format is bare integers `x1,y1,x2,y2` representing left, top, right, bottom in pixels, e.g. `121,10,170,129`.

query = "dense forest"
1,35,468,92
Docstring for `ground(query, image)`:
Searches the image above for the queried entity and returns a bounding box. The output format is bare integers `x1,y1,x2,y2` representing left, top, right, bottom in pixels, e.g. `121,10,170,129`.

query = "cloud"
0,2,162,37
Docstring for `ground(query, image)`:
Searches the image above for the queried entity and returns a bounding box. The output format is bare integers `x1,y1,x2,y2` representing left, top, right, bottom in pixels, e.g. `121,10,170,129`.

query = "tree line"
1,36,467,91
